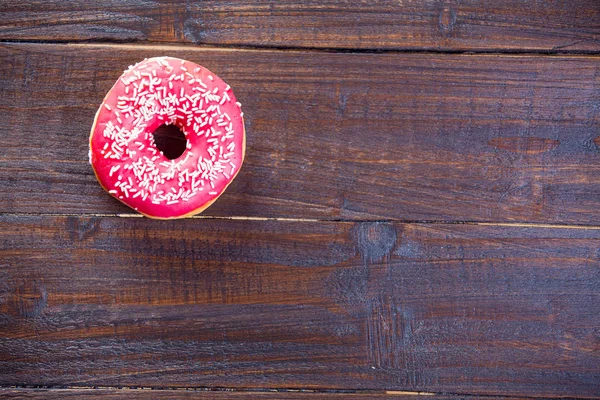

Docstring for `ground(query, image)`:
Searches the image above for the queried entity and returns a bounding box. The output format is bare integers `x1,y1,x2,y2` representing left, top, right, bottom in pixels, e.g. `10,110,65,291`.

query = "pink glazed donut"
89,57,245,219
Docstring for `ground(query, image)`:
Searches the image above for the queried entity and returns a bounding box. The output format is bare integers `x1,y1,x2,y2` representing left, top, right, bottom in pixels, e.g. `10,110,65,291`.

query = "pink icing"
89,57,245,219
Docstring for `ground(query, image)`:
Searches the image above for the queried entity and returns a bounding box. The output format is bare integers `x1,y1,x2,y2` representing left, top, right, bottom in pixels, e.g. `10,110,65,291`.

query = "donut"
89,57,245,219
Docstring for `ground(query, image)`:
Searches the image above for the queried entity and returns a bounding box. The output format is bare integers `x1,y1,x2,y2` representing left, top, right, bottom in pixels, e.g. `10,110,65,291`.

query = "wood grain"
1,43,600,223
1,1,599,52
1,216,598,397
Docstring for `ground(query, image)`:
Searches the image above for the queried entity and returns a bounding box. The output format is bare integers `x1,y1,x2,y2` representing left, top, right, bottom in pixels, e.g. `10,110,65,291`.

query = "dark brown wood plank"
1,43,600,223
1,216,598,397
1,1,599,52
0,388,480,400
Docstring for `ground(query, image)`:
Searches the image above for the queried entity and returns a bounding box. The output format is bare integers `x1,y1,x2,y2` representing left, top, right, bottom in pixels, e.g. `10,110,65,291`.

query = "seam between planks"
0,385,594,399
0,386,432,396
5,212,600,230
1,40,600,57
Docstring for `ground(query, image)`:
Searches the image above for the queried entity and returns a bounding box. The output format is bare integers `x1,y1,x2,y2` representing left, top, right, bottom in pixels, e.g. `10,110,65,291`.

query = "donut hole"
152,124,187,160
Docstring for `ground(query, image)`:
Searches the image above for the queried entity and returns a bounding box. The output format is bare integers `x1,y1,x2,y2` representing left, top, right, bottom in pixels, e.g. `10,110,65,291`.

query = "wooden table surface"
1,1,600,399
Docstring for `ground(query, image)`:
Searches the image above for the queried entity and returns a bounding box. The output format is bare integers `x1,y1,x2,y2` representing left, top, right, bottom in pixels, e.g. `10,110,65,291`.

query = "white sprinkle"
209,191,217,195
109,165,121,177
105,104,112,110
208,75,213,81
220,92,230,105
109,190,118,194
